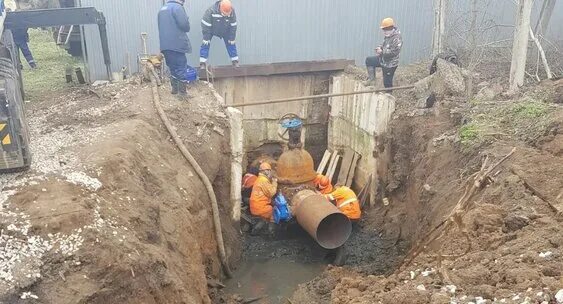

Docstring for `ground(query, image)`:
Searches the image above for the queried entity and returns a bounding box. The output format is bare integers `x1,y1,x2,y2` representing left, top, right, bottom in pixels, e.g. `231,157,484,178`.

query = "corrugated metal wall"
80,0,435,80
80,0,563,81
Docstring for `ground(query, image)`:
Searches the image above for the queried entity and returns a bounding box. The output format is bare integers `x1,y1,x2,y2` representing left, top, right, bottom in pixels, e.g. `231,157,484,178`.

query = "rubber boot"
177,81,188,100
363,66,376,86
333,245,347,266
170,77,179,95
250,220,266,236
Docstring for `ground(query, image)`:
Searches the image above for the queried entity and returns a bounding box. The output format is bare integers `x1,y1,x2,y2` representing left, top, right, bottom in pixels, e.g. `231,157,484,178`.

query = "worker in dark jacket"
199,0,239,68
158,0,192,97
13,28,36,69
365,17,403,92
6,8,36,69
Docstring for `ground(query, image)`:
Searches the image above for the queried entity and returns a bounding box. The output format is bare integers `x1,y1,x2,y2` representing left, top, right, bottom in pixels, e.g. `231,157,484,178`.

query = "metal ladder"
56,25,74,45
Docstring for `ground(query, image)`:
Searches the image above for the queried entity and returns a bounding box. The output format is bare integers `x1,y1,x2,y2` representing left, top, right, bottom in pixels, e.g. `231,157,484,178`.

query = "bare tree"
432,0,447,57
509,0,533,92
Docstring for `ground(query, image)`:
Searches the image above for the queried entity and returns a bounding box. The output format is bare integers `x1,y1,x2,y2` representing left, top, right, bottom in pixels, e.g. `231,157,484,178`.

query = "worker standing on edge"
365,17,403,92
249,162,278,222
199,0,239,69
325,185,361,221
314,174,333,195
158,0,192,98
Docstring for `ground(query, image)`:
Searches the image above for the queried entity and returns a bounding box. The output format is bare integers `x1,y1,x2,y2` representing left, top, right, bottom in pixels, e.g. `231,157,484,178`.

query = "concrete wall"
213,73,331,166
328,75,396,202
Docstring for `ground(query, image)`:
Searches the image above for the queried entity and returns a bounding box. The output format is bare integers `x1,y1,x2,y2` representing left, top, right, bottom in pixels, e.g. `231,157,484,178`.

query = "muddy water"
224,257,324,303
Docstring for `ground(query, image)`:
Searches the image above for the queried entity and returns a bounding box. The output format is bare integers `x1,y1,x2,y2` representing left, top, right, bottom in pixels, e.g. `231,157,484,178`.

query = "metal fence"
79,0,563,81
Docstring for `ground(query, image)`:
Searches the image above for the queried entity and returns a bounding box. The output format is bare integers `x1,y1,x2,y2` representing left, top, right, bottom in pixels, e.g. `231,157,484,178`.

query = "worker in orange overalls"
325,186,361,221
249,162,278,222
313,174,333,195
241,166,259,206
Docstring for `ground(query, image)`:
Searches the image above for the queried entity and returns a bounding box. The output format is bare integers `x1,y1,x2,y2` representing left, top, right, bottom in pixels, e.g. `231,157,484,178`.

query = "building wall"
213,72,331,166
80,0,563,81
328,74,396,204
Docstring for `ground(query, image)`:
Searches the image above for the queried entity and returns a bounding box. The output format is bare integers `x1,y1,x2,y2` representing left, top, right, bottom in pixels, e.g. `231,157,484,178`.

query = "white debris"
20,291,38,299
416,284,426,291
410,271,416,280
443,285,457,294
475,296,487,304
539,251,553,258
512,294,521,301
421,268,435,277
64,172,103,191
555,289,563,303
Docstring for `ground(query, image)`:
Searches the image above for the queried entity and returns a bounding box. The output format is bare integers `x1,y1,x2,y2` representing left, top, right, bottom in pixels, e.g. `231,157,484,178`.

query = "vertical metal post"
97,13,112,80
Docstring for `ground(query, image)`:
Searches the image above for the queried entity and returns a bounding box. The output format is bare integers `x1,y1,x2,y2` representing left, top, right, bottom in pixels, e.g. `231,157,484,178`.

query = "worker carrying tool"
249,162,278,222
325,186,361,221
314,174,334,195
158,0,192,98
199,0,239,69
365,17,403,92
241,166,259,206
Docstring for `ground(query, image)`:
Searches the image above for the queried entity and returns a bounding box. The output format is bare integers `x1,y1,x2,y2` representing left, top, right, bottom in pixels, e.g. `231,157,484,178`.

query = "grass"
459,98,554,148
459,124,479,145
21,29,85,101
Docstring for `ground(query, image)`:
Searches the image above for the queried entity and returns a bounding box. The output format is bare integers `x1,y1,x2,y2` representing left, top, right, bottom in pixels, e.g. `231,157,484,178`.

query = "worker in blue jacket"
199,0,239,69
158,0,192,97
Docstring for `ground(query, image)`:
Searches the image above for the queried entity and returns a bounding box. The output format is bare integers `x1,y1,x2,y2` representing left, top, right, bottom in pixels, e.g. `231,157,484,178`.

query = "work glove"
228,40,236,45
202,40,210,46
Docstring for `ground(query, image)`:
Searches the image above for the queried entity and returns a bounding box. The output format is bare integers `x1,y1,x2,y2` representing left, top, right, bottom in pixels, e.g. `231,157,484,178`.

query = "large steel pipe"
292,190,352,249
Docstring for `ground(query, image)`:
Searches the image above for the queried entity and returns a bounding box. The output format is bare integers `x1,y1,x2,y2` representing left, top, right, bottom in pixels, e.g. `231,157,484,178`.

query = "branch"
396,148,516,274
529,27,553,79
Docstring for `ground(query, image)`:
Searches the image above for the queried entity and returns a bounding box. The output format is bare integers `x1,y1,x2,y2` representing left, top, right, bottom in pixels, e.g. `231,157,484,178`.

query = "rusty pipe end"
292,190,352,249
316,212,352,249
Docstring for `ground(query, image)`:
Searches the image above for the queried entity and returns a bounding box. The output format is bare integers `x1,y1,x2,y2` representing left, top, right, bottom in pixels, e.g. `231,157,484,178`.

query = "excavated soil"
290,74,563,303
0,79,240,303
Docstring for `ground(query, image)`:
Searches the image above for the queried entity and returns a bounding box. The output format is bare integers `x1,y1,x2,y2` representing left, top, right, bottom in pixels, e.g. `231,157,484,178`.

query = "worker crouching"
249,162,278,222
325,186,361,221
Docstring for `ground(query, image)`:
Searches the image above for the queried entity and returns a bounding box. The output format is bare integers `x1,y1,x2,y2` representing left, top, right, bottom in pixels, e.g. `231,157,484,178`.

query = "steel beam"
200,59,354,79
5,7,111,79
5,7,105,29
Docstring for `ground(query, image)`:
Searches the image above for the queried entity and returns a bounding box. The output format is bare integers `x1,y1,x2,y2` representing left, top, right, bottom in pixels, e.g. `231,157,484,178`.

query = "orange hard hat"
318,175,330,189
220,0,233,16
380,17,395,29
259,162,272,171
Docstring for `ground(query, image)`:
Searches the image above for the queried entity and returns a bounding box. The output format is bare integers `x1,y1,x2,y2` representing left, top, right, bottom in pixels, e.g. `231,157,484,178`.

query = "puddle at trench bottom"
224,257,324,304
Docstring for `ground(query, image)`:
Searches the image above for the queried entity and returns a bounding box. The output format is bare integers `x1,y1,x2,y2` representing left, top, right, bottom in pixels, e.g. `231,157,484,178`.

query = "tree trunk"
509,0,533,92
535,0,556,36
432,0,447,57
466,0,477,99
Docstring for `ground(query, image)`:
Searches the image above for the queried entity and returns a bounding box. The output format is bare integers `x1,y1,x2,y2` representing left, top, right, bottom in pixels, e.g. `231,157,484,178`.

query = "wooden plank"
324,151,338,175
199,59,354,79
346,153,360,187
358,175,373,209
336,148,355,186
327,155,341,182
317,150,332,174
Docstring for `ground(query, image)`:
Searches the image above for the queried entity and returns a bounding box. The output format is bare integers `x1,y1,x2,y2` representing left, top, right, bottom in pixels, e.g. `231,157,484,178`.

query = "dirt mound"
291,75,563,303
0,80,239,303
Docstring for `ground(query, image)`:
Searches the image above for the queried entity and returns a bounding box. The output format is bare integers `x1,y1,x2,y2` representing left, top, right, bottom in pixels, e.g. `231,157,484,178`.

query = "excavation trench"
207,64,404,302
